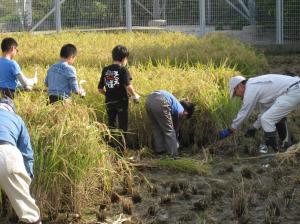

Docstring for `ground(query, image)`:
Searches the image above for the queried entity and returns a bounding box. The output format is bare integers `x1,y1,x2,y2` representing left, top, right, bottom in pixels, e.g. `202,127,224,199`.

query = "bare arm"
126,84,138,97
17,73,32,90
98,88,105,95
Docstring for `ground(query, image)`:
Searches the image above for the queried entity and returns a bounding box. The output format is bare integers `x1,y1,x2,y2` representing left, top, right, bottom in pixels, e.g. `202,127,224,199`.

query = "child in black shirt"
98,45,139,132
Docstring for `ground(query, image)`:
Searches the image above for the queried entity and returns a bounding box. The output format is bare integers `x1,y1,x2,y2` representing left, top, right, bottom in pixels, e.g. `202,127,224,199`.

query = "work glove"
79,88,86,97
245,127,256,138
219,128,232,139
131,94,140,103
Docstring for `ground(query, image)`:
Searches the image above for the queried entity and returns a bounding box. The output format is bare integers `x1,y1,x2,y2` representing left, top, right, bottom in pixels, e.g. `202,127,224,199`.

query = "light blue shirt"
0,57,22,90
45,61,79,98
158,90,184,117
0,109,34,177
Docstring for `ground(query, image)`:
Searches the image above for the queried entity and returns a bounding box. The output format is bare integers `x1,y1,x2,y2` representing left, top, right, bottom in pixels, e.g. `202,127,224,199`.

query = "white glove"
131,94,140,103
32,74,38,85
79,88,86,97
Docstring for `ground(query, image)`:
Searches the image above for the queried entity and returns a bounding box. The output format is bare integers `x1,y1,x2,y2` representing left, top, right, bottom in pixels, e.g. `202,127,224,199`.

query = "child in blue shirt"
0,37,37,99
45,44,85,104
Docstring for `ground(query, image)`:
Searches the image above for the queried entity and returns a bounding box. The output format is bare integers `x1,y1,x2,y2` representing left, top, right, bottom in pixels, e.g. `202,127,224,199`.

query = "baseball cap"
0,97,16,112
229,76,246,98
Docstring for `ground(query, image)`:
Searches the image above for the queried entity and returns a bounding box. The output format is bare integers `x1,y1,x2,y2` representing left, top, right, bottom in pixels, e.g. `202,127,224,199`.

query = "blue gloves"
219,128,232,139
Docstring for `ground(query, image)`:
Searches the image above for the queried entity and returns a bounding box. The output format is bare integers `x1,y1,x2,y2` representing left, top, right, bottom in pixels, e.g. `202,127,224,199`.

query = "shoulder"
4,59,20,69
11,60,20,66
3,111,25,127
102,65,110,72
120,66,129,73
62,62,76,75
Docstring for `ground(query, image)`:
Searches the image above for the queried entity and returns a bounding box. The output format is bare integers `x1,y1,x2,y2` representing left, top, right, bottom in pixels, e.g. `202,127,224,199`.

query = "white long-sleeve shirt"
231,74,300,130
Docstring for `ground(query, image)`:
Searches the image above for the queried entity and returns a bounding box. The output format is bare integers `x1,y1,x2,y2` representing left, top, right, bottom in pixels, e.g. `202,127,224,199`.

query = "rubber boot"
264,131,279,152
276,118,292,149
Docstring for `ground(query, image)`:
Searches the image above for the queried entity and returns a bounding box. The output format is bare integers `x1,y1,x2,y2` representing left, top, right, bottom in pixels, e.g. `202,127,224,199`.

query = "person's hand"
131,94,140,103
245,127,256,138
219,128,233,139
79,88,86,97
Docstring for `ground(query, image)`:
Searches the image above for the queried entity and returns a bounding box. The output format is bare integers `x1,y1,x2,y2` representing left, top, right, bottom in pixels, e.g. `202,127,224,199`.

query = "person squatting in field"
0,97,41,224
98,45,140,132
0,37,37,99
145,90,195,158
45,43,86,104
219,74,300,153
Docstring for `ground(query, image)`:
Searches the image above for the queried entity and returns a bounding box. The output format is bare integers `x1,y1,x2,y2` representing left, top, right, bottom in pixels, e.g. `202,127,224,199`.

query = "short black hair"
1,37,18,52
60,44,77,58
180,100,195,119
241,79,248,85
112,45,129,62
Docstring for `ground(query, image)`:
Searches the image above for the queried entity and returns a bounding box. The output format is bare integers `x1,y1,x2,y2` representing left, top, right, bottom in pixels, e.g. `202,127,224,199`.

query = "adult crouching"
145,90,195,158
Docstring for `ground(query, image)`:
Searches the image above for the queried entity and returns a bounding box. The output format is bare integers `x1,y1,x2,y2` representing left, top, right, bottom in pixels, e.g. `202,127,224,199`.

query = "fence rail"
0,0,299,45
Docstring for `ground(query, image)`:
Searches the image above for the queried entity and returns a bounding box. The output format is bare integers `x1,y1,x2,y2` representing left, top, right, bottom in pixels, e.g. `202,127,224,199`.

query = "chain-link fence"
0,0,299,45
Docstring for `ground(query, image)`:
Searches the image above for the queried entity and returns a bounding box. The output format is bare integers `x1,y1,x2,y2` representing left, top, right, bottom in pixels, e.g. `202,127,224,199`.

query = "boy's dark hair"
241,79,248,85
1,37,18,52
180,100,195,119
60,44,77,58
112,45,129,62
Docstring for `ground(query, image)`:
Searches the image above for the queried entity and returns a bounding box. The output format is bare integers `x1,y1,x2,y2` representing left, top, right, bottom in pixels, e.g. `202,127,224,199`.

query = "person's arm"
17,118,34,178
17,73,35,90
98,70,106,95
122,67,140,100
231,89,260,131
98,88,105,95
12,61,32,90
69,76,80,94
68,67,85,96
172,116,181,138
44,70,49,88
126,84,138,97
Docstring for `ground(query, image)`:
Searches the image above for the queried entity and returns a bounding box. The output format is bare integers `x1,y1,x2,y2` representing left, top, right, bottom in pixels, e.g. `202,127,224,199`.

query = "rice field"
0,31,269,222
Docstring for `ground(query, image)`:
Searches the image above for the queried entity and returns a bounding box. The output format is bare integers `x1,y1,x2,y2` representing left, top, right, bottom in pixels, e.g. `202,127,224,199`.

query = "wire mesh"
0,0,299,44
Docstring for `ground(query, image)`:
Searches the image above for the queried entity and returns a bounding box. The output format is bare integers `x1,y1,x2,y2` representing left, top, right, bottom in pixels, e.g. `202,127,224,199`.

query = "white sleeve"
17,74,31,90
231,88,260,130
253,114,262,129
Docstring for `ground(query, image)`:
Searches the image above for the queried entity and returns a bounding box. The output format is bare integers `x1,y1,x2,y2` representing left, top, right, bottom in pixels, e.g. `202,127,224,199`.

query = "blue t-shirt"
45,61,79,98
158,90,184,117
0,109,34,177
0,57,22,90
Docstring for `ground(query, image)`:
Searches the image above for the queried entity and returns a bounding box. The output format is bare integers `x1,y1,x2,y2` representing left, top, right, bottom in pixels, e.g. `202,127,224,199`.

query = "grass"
0,31,269,219
156,158,210,175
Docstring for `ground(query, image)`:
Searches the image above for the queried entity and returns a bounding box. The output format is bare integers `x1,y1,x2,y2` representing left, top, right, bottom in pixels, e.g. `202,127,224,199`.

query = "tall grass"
15,93,132,216
7,32,268,75
0,32,268,217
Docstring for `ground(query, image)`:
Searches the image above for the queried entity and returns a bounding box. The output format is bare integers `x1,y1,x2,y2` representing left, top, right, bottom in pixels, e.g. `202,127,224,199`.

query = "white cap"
229,76,246,98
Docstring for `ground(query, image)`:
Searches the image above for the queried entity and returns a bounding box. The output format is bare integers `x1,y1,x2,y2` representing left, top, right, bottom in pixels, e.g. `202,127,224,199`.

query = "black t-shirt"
98,64,132,102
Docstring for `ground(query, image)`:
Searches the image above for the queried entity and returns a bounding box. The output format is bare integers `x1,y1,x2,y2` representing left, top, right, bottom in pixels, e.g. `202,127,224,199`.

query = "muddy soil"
92,151,300,224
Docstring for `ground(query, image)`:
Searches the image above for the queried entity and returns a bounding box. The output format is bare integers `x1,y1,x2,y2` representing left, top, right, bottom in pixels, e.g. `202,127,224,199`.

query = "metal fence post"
54,0,62,33
199,0,206,36
276,0,283,44
126,0,132,32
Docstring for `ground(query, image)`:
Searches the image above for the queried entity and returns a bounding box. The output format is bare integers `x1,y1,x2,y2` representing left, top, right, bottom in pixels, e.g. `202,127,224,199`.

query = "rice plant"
0,31,268,218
